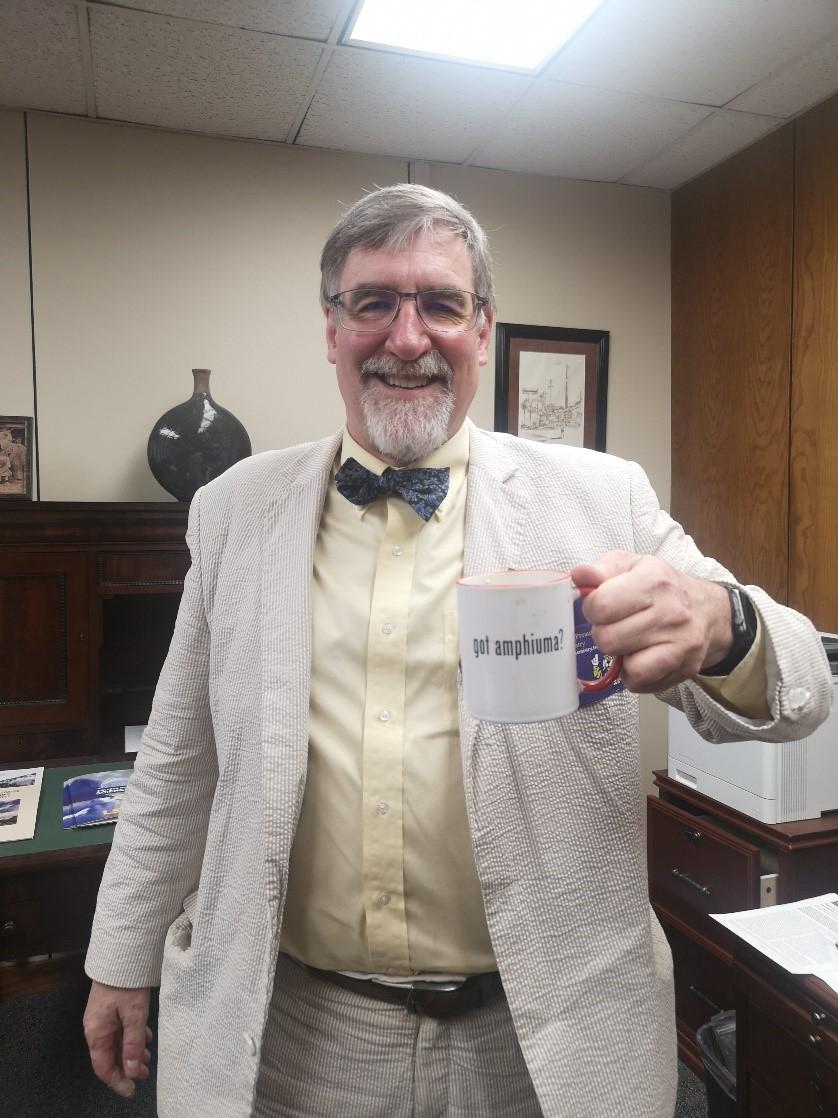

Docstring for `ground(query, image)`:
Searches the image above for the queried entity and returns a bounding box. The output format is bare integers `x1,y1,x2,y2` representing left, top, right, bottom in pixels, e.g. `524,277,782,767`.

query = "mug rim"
457,568,571,589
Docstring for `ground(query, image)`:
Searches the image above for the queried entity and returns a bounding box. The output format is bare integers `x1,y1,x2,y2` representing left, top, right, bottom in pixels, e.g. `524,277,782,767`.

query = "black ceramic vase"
147,368,252,501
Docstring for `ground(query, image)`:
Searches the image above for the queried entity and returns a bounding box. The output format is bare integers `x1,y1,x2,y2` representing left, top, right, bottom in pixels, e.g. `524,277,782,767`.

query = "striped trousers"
252,954,544,1117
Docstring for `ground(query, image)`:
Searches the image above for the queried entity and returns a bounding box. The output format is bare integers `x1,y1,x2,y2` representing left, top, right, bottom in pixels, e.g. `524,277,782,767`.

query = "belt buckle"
405,979,466,1017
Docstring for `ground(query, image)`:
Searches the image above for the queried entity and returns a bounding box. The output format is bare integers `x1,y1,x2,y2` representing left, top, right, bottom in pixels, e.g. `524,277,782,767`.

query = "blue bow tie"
335,457,450,521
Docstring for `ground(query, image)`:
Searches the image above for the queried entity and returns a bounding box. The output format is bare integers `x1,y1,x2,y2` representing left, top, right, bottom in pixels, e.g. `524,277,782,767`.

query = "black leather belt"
305,966,504,1019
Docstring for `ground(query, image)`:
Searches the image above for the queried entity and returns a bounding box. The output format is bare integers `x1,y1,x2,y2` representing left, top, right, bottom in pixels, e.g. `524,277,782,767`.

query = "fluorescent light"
347,0,606,72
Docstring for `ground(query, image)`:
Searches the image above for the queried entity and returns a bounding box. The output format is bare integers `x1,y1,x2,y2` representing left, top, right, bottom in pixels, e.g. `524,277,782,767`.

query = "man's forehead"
340,228,472,283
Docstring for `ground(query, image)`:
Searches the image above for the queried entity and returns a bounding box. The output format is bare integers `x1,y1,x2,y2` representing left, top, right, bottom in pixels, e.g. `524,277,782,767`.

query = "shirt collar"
337,423,469,521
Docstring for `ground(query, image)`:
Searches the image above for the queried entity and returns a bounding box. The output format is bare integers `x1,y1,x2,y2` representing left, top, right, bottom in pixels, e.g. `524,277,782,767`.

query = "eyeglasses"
329,287,488,334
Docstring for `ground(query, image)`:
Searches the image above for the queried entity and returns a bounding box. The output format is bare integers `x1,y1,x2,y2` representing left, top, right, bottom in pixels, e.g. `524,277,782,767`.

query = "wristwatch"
702,586,758,676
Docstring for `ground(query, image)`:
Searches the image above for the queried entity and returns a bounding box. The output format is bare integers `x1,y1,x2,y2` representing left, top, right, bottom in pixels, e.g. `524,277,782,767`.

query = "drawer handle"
682,828,702,842
809,1033,823,1046
1,920,16,936
671,868,711,896
688,985,721,1013
812,1011,828,1025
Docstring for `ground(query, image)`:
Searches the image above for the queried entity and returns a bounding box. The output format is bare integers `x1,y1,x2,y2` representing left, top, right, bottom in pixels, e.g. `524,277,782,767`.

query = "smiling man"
83,184,831,1118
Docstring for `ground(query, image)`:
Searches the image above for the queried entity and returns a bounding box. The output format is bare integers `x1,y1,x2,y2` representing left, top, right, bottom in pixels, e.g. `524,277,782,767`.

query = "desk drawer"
99,550,189,589
668,925,733,1036
1,863,103,962
648,797,760,940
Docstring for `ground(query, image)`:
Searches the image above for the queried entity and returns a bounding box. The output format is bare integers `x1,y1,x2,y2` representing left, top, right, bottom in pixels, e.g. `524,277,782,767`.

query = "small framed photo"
494,324,609,451
0,417,34,499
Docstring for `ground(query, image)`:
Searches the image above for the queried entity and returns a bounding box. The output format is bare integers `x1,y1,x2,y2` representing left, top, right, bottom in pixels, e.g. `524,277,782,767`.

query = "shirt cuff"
696,615,770,719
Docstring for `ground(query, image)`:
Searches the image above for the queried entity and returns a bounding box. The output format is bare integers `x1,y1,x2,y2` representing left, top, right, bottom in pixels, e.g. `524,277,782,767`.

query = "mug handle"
575,585,623,693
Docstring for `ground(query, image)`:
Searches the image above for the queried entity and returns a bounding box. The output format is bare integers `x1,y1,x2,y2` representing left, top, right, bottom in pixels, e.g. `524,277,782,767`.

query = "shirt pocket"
442,608,462,696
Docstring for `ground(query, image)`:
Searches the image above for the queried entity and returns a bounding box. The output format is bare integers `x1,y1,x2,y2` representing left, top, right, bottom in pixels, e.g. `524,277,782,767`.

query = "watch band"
702,586,758,677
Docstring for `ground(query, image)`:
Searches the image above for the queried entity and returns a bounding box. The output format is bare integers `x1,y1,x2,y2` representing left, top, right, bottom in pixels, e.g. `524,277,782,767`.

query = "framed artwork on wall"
0,416,34,499
494,323,610,451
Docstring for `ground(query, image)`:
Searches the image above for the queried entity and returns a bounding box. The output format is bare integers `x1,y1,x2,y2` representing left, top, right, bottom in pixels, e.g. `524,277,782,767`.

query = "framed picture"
494,324,609,451
0,416,34,499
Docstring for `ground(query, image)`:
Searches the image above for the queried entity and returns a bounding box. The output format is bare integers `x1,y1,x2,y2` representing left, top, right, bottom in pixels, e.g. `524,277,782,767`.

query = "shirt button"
376,801,390,815
378,893,391,906
392,545,403,557
381,622,394,635
378,709,391,722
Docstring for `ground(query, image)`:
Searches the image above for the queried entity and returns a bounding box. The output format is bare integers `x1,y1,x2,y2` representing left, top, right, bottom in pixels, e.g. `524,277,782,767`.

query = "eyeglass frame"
328,287,490,334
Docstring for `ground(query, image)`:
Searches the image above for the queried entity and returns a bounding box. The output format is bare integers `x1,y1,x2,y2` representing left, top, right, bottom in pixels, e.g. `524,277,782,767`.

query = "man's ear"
325,306,338,365
477,306,495,368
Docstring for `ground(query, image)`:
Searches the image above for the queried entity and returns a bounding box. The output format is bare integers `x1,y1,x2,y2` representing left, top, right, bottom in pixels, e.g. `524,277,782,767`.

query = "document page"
712,893,838,994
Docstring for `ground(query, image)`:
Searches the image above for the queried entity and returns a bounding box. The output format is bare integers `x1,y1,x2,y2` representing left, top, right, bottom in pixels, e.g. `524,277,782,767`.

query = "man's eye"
348,292,395,316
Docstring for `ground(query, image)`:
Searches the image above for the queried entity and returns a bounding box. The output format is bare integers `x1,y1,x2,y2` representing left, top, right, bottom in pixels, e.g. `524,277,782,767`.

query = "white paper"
712,893,838,993
0,767,44,842
124,725,146,753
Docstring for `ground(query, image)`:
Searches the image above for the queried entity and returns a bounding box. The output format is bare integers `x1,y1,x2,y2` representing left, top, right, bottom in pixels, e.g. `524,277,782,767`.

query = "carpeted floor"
2,979,708,1117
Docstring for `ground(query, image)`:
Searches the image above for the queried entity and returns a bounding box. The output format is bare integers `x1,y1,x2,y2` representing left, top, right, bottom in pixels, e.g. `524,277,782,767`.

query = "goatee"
359,351,455,465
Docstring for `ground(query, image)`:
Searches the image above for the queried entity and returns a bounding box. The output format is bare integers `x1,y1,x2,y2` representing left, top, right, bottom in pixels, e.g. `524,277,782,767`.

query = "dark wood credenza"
0,503,188,989
648,770,838,1090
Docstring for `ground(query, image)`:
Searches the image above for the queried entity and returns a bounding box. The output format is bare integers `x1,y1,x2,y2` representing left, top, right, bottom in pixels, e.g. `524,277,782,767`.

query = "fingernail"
125,1059,139,1075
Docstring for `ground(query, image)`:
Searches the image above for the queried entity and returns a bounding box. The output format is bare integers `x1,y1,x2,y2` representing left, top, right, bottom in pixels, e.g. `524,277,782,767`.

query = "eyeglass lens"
336,289,479,332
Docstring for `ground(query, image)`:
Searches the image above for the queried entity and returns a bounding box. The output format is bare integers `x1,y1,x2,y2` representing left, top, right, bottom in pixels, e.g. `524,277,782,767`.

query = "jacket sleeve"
627,459,833,743
85,488,218,988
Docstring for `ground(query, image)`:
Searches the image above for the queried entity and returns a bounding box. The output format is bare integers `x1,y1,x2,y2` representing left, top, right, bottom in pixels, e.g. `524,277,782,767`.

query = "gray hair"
320,183,496,310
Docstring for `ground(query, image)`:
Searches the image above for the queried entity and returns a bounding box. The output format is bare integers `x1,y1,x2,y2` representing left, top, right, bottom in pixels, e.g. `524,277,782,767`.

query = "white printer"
667,634,838,824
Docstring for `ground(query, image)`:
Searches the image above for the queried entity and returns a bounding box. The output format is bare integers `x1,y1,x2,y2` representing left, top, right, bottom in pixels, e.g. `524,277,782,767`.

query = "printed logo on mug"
456,569,622,723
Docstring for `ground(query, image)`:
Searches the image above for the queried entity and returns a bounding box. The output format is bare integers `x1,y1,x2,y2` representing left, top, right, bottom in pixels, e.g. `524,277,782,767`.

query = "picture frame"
494,324,610,451
0,416,34,500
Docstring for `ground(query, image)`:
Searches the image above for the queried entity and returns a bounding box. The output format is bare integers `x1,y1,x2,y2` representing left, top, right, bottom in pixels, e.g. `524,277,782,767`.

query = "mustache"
360,351,454,386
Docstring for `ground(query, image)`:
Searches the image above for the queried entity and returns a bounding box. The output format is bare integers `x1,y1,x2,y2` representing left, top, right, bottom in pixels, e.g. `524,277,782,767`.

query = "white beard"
359,352,455,466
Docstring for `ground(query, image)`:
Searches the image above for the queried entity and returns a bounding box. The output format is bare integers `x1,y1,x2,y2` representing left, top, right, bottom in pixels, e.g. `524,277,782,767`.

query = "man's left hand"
570,551,733,693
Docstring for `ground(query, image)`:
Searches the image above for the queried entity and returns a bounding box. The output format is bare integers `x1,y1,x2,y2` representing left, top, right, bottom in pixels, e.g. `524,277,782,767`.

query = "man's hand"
571,551,733,693
83,980,152,1099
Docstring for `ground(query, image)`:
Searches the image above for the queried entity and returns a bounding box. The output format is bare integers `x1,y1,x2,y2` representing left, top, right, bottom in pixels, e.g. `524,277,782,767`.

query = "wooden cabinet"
735,945,838,1116
671,91,838,630
648,770,838,1076
0,503,188,765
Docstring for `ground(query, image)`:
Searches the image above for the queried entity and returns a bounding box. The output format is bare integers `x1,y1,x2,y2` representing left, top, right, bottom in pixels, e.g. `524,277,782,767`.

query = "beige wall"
4,110,672,785
0,110,34,420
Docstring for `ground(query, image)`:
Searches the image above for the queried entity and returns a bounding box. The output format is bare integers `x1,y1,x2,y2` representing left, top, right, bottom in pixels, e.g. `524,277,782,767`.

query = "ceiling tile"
468,82,711,182
621,109,784,190
297,47,530,163
102,0,347,40
0,0,86,115
90,6,323,141
544,0,838,107
728,35,838,118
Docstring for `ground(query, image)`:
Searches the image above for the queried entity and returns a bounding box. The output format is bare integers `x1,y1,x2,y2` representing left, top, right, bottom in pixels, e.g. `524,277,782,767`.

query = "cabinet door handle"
688,985,721,1013
808,1033,823,1046
812,1010,828,1024
671,868,711,896
1,920,16,936
682,828,702,842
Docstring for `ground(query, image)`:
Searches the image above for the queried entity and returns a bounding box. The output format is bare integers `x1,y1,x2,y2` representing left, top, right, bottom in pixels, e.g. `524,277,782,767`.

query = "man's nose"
384,297,433,359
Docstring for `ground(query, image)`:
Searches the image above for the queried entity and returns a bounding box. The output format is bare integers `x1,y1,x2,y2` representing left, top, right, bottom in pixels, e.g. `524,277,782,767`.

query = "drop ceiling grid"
0,0,87,115
98,0,351,40
464,82,713,182
542,0,838,107
297,46,533,164
730,33,838,118
89,5,324,141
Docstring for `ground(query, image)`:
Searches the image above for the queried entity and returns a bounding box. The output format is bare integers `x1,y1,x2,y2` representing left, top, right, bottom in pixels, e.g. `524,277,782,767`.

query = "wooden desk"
1,759,132,996
734,942,838,1116
648,770,838,1075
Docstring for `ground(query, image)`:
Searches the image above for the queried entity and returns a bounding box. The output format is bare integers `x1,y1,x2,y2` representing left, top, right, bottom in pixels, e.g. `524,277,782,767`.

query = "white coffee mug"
456,569,623,723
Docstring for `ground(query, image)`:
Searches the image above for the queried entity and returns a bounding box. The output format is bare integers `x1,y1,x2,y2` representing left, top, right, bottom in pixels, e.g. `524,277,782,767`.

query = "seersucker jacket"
86,421,832,1118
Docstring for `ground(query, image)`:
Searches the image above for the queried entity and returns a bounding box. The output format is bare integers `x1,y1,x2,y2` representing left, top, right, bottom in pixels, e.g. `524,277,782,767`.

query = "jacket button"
243,1032,257,1056
787,687,811,713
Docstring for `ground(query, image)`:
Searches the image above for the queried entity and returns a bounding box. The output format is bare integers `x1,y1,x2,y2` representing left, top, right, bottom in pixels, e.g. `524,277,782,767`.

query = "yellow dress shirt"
279,424,770,976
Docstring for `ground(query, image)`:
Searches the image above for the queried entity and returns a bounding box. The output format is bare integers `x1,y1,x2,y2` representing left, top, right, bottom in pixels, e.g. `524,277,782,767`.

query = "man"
84,184,831,1117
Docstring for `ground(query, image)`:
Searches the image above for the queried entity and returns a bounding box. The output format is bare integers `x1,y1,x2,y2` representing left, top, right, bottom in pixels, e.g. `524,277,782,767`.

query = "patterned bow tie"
335,457,450,521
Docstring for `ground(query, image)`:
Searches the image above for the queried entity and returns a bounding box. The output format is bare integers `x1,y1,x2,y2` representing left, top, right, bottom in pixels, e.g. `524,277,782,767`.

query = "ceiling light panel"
346,0,607,71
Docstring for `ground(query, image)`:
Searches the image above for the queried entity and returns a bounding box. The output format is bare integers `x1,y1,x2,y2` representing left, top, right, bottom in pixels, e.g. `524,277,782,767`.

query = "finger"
120,1001,150,1080
571,550,641,589
619,645,697,693
107,1068,137,1099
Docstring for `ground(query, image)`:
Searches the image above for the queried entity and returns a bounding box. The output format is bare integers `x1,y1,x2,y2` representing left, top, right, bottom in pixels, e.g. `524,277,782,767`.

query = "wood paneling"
790,94,838,631
672,126,794,601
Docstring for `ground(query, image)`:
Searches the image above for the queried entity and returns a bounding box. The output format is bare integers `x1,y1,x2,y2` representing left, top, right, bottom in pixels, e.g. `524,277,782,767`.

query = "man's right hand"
83,980,152,1099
